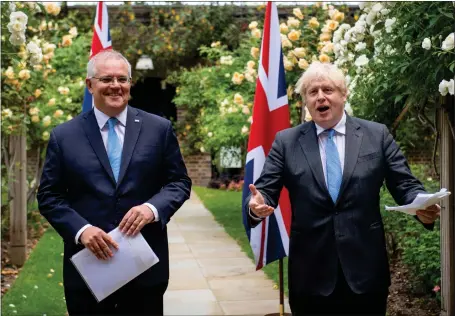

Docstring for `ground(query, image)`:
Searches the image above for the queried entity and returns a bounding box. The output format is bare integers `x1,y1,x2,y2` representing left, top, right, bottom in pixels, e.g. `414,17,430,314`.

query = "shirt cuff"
143,203,160,222
249,208,263,221
75,224,92,244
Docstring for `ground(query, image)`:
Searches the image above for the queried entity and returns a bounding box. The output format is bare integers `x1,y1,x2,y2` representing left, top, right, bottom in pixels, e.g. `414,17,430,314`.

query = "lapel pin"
134,119,140,123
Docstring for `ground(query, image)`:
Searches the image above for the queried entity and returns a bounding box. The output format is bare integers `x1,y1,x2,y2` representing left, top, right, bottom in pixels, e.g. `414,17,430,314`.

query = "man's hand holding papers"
71,227,159,302
81,226,119,260
385,189,450,224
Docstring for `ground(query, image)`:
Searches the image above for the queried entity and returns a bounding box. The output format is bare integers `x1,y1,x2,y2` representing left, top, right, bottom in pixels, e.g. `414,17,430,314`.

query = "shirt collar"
94,106,128,130
315,111,347,136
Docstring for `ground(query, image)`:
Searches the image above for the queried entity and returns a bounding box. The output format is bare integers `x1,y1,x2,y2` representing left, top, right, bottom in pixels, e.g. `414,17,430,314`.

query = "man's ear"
86,78,93,94
343,89,349,103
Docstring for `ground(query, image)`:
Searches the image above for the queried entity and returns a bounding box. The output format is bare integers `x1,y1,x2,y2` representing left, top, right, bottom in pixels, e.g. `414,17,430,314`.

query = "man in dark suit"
37,50,191,315
245,62,440,315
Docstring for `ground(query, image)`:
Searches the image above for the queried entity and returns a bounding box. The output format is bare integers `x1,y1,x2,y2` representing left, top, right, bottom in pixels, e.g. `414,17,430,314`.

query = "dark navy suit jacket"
244,115,431,303
37,106,191,291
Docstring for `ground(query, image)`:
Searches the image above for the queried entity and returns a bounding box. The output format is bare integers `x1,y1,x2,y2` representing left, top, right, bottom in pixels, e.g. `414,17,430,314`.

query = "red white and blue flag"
82,1,112,113
242,2,292,270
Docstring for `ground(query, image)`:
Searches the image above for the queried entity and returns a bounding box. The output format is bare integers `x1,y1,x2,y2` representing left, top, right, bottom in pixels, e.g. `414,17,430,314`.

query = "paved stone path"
164,191,291,315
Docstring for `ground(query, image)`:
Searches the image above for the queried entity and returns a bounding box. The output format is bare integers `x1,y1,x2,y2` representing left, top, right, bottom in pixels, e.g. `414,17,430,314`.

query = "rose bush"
168,3,353,162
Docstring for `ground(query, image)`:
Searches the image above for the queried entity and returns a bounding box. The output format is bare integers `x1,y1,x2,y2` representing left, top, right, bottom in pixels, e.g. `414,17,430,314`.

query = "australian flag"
82,1,112,113
242,2,292,270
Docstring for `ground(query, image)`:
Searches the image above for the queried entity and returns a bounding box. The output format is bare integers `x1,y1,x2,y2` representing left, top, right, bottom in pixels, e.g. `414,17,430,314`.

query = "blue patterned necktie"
107,117,122,182
325,129,342,203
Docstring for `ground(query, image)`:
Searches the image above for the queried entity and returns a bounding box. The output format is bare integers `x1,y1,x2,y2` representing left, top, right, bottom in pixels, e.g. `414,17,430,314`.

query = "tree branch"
391,98,411,135
27,146,43,204
432,111,440,178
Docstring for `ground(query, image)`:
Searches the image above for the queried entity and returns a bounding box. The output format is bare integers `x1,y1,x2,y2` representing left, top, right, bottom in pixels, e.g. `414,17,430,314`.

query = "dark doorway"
129,77,177,122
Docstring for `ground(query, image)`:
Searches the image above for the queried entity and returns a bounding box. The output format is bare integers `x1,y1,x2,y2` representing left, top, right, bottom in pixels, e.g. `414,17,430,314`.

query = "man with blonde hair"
38,50,191,315
245,62,440,315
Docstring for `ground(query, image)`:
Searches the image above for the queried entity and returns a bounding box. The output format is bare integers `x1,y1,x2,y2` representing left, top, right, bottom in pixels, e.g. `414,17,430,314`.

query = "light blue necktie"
107,117,122,182
325,129,342,203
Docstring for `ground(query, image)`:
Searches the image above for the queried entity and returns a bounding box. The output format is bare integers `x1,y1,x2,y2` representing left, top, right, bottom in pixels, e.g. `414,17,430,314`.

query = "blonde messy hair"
294,62,348,101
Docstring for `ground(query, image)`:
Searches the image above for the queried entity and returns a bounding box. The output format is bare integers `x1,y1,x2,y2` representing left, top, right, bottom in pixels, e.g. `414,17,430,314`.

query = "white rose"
371,3,383,12
354,42,366,51
10,11,28,25
2,109,13,118
385,18,396,33
293,47,306,58
69,27,78,38
241,125,249,134
26,41,41,55
441,33,454,51
29,53,43,65
380,8,390,16
42,116,52,127
249,21,258,30
439,80,450,96
7,21,25,33
9,33,26,46
422,38,431,50
366,11,377,26
42,43,56,54
354,55,369,67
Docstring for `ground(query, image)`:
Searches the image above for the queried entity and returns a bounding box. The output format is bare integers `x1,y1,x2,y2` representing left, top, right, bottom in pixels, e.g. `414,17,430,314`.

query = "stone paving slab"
164,191,290,315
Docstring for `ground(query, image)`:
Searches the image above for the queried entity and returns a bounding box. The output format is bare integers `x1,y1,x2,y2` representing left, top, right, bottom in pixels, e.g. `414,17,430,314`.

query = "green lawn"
193,186,289,295
1,229,66,316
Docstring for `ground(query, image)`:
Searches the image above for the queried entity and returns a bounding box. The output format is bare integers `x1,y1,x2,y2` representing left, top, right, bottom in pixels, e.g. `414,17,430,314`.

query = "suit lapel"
117,107,142,187
337,115,363,205
82,110,116,185
298,123,329,197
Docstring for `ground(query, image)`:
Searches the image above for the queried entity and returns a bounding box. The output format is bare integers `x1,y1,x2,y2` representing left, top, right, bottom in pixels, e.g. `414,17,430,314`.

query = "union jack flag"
242,2,292,270
82,1,112,113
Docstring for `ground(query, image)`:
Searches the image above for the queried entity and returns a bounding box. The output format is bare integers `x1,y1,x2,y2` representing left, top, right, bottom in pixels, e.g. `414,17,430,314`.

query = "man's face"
86,58,130,117
305,78,346,129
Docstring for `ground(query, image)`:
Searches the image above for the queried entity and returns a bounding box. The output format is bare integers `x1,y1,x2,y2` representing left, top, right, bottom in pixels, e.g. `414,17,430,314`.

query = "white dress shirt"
250,112,347,220
75,106,159,244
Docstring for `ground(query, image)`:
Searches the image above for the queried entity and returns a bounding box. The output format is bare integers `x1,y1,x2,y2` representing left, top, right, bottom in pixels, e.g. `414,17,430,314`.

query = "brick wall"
184,153,212,187
406,148,438,165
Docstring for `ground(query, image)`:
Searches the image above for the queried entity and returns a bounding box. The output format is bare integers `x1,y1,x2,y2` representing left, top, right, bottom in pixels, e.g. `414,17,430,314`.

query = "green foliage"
339,2,454,152
109,3,259,81
380,165,441,299
1,2,91,235
169,3,352,162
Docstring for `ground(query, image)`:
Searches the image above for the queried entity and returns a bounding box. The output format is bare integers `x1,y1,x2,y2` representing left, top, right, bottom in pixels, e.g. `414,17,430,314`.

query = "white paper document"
70,228,159,302
385,188,451,215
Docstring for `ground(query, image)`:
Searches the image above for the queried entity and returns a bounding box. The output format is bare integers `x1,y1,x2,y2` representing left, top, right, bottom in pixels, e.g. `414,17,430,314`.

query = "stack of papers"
70,228,159,302
385,188,451,215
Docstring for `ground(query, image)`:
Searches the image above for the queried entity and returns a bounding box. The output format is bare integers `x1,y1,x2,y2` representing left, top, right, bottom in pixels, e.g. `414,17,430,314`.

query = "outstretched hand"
248,184,275,218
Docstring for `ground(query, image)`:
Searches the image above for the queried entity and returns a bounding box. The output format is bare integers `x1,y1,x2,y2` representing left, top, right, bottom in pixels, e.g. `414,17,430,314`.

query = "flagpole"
279,258,285,316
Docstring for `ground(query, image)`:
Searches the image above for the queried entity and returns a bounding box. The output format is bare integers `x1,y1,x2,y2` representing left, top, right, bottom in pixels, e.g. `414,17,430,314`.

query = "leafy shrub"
381,164,441,299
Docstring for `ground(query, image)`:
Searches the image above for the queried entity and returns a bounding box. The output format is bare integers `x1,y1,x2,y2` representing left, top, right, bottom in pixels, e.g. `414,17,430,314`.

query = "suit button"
335,212,339,215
